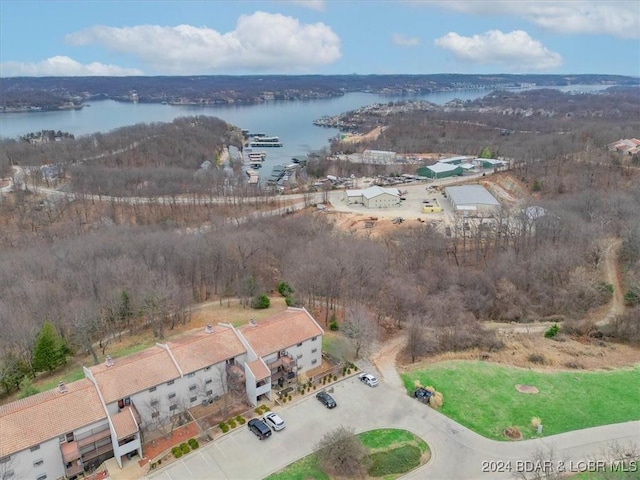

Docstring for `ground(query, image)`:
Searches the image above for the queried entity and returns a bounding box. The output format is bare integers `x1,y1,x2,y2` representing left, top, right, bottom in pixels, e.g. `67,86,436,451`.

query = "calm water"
0,85,612,175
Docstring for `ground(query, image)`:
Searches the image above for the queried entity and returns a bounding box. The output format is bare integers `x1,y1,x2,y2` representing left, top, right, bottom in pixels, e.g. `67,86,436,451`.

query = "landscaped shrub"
150,462,156,469
544,324,559,338
333,375,337,381
282,397,287,403
530,417,541,430
252,294,270,309
172,446,183,458
188,438,199,449
220,423,229,433
228,419,237,429
237,416,246,425
180,443,190,454
288,395,292,401
313,385,317,390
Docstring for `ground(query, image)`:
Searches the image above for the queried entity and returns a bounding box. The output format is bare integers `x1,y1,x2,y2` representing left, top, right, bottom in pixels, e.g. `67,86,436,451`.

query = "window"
189,384,197,391
150,399,159,407
30,445,40,452
167,380,174,386
205,378,212,385
168,393,176,400
311,348,318,353
151,412,159,418
297,354,303,359
148,386,157,393
190,396,197,403
58,435,66,444
311,359,318,365
296,342,303,347
312,336,318,342
33,459,44,467
36,475,47,480
169,404,177,411
206,389,213,396
187,372,195,378
66,432,74,442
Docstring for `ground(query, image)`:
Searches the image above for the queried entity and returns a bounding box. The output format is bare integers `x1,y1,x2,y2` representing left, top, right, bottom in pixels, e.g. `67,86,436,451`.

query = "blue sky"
1,0,639,77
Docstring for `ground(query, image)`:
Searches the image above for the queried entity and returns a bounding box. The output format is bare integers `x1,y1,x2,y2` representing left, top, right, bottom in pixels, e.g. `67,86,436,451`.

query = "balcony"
61,442,81,463
266,355,294,374
76,426,111,448
65,462,84,478
81,442,113,461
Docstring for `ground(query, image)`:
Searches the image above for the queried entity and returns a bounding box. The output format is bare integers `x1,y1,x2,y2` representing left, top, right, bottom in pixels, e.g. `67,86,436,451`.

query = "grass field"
265,429,429,480
402,361,640,441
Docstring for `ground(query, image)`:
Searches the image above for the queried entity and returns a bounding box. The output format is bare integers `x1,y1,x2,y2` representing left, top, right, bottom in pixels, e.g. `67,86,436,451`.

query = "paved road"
146,376,639,480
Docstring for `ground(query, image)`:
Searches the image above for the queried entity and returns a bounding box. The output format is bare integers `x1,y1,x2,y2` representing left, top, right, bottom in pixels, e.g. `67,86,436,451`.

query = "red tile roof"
246,359,270,381
167,326,246,374
0,379,106,456
238,308,323,357
89,346,181,404
111,406,138,440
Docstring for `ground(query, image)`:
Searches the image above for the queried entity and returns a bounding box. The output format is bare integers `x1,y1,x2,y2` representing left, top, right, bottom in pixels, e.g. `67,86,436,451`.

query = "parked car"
262,411,286,431
248,418,272,439
358,372,379,387
316,391,337,409
413,387,433,403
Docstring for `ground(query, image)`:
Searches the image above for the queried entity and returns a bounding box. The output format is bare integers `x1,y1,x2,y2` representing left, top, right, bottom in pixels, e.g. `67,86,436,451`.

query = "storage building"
343,185,400,208
445,185,500,216
416,162,464,179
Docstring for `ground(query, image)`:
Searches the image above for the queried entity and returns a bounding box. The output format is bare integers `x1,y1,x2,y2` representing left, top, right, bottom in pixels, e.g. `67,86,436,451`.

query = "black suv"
248,418,272,439
316,391,337,409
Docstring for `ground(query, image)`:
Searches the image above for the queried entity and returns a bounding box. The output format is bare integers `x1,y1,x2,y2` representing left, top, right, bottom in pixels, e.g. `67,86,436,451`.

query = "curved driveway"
146,376,639,480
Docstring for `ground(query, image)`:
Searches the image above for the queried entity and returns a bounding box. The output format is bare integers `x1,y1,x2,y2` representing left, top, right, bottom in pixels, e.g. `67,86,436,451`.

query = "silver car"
262,411,286,431
359,372,379,387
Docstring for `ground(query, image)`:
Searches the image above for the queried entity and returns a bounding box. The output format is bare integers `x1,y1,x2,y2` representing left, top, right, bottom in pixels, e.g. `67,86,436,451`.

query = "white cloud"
435,30,563,71
428,1,640,39
64,11,341,74
289,0,326,11
0,56,143,77
392,33,420,47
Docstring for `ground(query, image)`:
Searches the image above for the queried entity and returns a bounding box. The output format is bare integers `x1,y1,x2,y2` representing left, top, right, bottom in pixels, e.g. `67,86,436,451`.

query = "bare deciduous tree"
315,426,371,479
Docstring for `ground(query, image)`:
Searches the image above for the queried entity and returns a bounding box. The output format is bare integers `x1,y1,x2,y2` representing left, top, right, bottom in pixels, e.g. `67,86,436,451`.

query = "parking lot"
146,374,640,480
147,376,432,480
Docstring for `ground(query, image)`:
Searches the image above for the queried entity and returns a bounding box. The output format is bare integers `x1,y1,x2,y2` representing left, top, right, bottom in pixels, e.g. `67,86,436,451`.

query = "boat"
250,134,282,147
250,140,283,147
267,165,287,184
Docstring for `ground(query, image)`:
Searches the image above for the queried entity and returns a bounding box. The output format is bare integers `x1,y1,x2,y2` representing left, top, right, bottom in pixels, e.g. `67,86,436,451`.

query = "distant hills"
1,74,638,112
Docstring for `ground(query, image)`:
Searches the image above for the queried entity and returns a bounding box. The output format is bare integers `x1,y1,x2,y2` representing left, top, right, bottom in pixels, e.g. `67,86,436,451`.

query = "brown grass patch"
503,426,522,440
401,330,640,372
515,384,539,394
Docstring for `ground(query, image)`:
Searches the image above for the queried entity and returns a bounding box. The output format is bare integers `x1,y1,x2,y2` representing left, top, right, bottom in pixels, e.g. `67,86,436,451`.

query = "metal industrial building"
445,185,501,216
343,185,401,208
416,162,464,179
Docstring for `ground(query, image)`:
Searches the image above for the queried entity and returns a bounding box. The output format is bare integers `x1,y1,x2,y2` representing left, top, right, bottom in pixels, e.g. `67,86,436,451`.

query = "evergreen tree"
32,321,66,373
18,376,39,399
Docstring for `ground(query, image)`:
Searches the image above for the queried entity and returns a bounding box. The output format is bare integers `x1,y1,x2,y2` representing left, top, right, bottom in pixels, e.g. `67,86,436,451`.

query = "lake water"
0,84,612,175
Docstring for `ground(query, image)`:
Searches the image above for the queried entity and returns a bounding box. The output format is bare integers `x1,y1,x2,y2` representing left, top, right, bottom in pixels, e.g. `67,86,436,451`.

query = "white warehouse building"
445,185,501,216
343,185,401,208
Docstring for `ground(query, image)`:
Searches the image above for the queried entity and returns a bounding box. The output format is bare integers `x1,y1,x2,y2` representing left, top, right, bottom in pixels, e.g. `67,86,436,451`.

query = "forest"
0,87,639,399
2,74,638,109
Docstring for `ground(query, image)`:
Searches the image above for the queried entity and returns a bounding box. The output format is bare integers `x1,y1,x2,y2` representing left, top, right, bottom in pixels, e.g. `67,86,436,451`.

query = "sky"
1,0,639,77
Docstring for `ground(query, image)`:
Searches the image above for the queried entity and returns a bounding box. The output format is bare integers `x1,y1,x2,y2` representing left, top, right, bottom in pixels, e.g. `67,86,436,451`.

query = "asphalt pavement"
146,376,640,480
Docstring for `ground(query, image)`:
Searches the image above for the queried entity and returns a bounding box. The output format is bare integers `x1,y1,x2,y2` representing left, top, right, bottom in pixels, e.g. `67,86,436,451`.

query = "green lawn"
402,361,640,441
265,429,429,480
